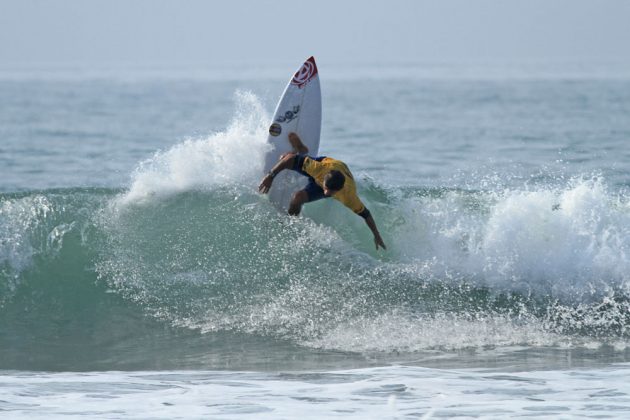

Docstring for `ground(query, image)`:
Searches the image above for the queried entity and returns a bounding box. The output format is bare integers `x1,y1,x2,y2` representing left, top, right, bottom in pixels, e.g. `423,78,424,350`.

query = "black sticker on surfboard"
276,105,300,123
269,123,282,137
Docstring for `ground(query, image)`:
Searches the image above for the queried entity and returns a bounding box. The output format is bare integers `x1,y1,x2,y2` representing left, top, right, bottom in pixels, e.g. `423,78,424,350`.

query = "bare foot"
288,132,309,154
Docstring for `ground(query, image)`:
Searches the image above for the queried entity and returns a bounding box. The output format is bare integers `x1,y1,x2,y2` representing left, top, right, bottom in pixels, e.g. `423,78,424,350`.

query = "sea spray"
119,91,270,205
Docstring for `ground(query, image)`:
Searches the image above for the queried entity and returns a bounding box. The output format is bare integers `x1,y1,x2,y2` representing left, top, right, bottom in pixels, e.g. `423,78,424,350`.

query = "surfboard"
264,56,322,211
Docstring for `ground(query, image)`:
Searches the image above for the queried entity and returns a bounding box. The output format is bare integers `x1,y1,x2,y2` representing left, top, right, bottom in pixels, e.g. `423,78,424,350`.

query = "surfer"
259,132,387,250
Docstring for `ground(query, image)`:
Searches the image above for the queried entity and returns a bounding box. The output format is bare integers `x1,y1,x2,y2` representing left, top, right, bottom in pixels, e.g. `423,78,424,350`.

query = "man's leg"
288,132,309,154
288,178,327,216
288,190,309,216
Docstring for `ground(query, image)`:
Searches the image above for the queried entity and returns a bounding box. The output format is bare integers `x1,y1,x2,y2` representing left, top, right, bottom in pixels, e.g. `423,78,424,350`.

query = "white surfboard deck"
264,56,321,211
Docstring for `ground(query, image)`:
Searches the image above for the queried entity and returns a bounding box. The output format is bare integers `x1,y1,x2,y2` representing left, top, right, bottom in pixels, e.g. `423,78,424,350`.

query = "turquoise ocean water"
2,62,630,418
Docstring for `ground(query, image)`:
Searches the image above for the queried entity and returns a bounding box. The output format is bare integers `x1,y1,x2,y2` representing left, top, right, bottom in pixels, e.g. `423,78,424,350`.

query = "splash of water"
119,91,270,205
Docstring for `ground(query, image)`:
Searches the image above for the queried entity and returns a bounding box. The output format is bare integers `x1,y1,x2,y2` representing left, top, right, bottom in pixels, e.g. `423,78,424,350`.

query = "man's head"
323,170,345,196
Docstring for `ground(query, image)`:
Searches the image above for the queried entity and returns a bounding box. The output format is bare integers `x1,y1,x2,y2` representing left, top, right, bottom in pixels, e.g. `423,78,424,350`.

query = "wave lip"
1,193,58,301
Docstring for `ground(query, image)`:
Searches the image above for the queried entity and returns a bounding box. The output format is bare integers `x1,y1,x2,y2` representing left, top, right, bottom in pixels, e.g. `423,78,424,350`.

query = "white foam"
3,365,630,419
392,178,630,301
118,91,270,206
307,311,558,353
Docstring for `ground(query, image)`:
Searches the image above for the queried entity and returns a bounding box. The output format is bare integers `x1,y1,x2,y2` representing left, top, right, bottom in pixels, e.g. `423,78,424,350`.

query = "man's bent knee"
288,190,308,216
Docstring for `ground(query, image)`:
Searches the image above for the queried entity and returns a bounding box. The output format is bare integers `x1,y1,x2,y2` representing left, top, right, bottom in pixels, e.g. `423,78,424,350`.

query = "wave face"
2,94,630,370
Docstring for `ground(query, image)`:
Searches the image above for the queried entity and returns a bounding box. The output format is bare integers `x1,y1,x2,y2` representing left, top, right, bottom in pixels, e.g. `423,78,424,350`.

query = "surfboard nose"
292,56,318,88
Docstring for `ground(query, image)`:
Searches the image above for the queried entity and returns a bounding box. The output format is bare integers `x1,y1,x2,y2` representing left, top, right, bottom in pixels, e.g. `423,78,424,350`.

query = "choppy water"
2,64,630,417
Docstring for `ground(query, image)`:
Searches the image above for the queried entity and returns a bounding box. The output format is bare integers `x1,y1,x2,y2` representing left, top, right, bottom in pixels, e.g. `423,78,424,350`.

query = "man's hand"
259,153,296,195
258,173,274,194
374,234,387,250
363,212,386,251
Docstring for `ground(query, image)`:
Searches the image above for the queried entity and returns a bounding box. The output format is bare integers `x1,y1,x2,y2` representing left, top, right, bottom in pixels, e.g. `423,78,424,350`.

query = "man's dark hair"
324,170,345,191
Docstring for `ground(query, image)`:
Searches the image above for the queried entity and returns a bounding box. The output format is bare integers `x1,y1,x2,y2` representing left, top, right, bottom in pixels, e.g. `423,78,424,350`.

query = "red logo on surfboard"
291,56,318,89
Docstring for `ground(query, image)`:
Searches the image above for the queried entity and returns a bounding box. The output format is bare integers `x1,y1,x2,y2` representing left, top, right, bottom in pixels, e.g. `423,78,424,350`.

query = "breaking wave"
3,93,630,370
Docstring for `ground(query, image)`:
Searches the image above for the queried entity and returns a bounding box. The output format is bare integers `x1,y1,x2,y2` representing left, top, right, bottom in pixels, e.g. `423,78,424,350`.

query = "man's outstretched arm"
258,153,296,194
360,209,387,250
